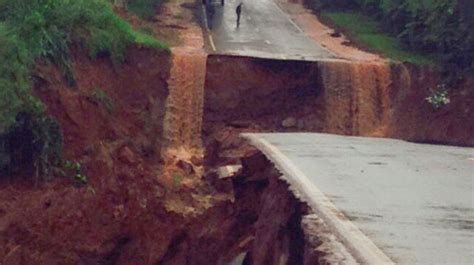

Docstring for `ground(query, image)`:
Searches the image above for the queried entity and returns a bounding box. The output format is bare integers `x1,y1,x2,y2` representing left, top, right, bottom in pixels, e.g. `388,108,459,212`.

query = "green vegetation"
425,84,451,109
90,87,115,114
307,0,474,84
127,0,166,20
64,161,88,187
0,113,63,179
321,12,433,65
0,0,167,179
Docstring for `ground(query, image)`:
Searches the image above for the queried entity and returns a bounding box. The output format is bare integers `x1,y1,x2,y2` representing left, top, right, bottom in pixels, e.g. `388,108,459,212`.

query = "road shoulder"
275,0,385,63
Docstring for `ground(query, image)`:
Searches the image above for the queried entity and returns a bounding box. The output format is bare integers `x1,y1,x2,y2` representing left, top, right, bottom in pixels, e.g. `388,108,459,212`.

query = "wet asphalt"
245,133,474,264
201,0,335,60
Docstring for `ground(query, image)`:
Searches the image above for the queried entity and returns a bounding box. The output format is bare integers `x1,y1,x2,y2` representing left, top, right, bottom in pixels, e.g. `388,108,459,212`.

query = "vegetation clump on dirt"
0,0,167,178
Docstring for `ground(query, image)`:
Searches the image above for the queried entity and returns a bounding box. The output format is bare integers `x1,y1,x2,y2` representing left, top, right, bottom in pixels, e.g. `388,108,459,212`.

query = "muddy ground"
0,0,473,264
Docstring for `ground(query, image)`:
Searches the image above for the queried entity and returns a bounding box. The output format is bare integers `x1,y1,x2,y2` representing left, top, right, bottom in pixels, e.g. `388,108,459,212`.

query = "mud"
2,46,470,265
204,55,323,130
0,0,473,263
386,64,474,146
163,50,206,152
204,55,474,151
36,46,170,160
203,55,326,166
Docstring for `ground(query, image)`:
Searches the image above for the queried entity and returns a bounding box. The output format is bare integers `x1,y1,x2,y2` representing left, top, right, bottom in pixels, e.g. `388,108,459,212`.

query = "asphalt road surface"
201,0,336,60
243,133,474,265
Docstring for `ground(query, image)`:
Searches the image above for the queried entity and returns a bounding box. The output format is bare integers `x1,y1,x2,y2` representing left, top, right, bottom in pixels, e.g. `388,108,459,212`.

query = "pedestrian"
236,3,242,28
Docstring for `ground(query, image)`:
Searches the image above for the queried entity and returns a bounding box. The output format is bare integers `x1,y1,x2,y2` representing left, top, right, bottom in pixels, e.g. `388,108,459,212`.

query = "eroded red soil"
1,0,472,264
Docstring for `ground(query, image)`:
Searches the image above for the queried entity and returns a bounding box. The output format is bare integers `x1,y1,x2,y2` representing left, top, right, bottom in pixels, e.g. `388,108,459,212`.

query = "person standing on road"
236,3,243,28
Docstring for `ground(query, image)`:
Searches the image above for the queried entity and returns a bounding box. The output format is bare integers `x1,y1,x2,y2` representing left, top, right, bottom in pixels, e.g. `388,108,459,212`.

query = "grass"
90,87,115,114
128,0,166,20
0,0,169,178
321,11,434,65
0,0,169,128
133,29,170,50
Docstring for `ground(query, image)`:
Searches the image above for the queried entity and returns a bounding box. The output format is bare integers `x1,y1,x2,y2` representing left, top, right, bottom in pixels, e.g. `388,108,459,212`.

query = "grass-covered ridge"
0,0,168,178
321,11,433,65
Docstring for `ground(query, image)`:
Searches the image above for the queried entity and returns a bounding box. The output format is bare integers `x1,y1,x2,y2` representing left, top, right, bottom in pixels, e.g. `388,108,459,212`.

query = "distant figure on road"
236,3,243,28
221,0,224,6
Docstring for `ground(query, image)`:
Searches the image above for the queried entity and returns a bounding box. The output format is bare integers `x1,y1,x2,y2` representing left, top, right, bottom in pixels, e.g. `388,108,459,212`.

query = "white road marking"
269,0,339,58
242,134,396,265
270,0,304,33
201,4,216,52
209,34,217,52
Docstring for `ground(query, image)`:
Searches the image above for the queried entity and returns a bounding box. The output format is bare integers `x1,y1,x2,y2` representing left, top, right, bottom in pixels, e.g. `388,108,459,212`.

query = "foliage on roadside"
307,0,474,83
0,0,167,180
321,12,433,65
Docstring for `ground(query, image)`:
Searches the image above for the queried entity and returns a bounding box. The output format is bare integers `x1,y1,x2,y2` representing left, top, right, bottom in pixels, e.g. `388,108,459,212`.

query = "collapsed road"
243,133,474,264
197,0,474,263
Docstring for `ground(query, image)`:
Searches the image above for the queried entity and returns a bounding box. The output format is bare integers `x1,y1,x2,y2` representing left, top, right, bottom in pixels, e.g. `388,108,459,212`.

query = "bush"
0,112,63,179
426,85,450,109
0,0,167,179
307,0,474,82
321,11,433,65
0,24,40,132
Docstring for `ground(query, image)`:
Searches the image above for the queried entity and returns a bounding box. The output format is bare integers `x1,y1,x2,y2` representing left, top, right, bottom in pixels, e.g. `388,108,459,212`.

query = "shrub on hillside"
306,0,474,82
0,0,167,180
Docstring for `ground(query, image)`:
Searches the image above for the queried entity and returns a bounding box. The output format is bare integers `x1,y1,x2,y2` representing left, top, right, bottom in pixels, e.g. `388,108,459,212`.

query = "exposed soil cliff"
204,56,474,162
1,0,472,264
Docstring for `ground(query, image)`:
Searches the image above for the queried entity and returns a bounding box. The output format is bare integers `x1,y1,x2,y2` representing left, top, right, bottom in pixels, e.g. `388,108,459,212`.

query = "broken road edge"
241,133,395,265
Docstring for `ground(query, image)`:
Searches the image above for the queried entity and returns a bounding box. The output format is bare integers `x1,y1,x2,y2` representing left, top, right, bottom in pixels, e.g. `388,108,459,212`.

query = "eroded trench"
157,53,473,264
195,56,395,265
7,47,471,264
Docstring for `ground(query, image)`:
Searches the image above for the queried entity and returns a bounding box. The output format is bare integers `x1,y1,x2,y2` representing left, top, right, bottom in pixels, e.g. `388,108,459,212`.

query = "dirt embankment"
203,55,325,166
0,46,177,264
0,1,333,265
1,0,472,264
203,55,474,161
37,47,170,159
0,47,338,264
387,65,474,146
320,61,474,145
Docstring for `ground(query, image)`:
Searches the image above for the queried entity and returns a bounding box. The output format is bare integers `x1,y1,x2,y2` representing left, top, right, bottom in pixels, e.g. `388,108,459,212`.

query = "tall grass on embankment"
0,0,168,179
320,11,434,66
